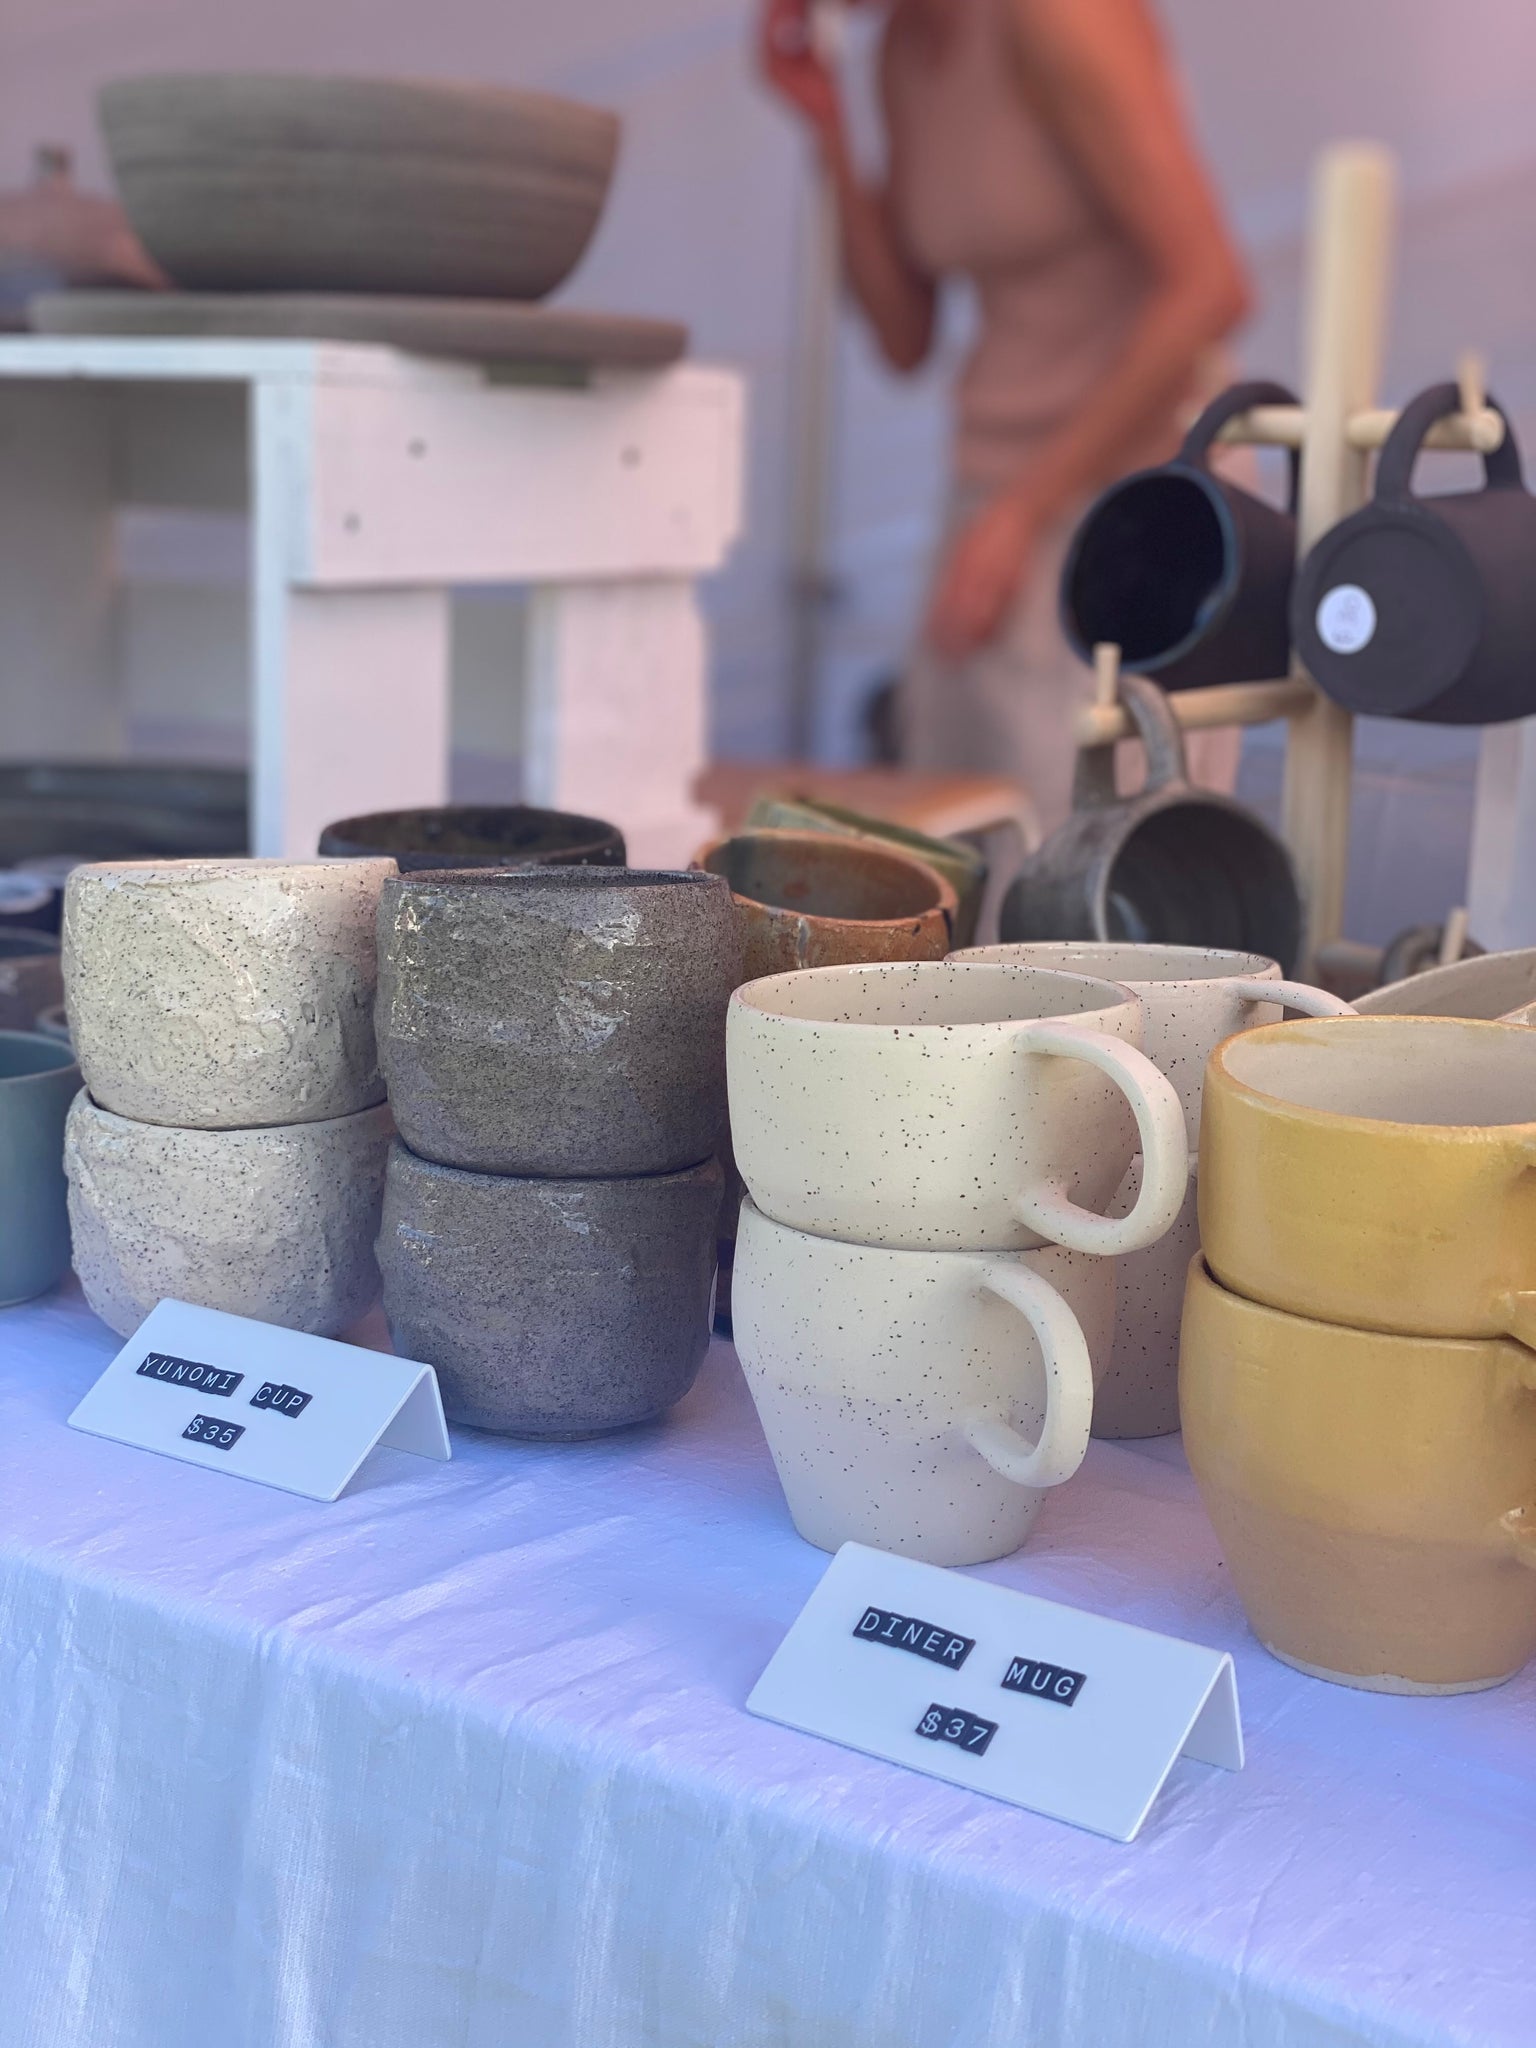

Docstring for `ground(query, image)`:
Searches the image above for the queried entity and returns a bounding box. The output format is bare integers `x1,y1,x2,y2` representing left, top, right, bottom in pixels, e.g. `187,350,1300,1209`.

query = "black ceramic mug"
375,867,743,1177
1060,380,1301,691
1292,382,1536,725
1000,673,1303,973
378,1143,723,1438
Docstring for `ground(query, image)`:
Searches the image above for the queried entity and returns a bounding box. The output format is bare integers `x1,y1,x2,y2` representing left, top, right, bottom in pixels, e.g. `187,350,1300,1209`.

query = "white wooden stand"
1075,146,1519,968
0,338,745,865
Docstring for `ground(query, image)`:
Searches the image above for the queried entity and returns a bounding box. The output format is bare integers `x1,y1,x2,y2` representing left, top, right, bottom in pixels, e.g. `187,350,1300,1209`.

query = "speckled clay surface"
696,828,955,982
733,1198,1109,1565
376,868,742,1176
727,959,1188,1255
960,943,1350,1435
65,1091,394,1338
0,933,64,1032
378,1142,722,1437
63,858,396,1129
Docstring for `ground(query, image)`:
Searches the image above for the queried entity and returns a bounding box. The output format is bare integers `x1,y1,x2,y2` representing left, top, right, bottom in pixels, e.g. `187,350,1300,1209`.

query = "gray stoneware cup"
378,1141,724,1437
0,1029,81,1304
375,867,743,1176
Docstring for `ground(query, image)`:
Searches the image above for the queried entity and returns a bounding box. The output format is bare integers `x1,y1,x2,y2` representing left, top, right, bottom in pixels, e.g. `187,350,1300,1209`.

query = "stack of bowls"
373,869,741,1438
61,859,397,1337
727,959,1190,1566
1182,1013,1536,1693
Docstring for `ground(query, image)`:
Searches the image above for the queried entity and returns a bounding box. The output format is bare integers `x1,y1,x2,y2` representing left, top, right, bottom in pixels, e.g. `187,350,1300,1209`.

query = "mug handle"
1010,1025,1188,1257
961,1258,1095,1489
1224,978,1358,1018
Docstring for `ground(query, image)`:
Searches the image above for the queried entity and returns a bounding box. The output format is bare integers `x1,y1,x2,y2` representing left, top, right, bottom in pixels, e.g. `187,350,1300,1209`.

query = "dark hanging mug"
1000,673,1303,973
1060,381,1301,691
1292,382,1536,725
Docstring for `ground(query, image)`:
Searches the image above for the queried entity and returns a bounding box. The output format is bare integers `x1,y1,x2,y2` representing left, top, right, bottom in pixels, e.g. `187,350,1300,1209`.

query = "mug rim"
67,856,397,882
383,866,726,894
957,941,1277,988
695,828,954,924
738,1193,1101,1269
731,957,1137,1032
1208,1013,1536,1136
74,1089,392,1138
0,1029,79,1084
1189,1252,1519,1360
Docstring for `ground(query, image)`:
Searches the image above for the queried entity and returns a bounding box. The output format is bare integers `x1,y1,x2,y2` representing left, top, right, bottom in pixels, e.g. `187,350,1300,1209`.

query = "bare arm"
758,0,936,373
1000,0,1250,526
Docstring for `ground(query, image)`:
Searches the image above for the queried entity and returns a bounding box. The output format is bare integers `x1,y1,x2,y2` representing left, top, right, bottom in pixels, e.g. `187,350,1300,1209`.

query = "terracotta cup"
66,1092,393,1338
728,959,1187,1255
960,942,1350,1436
695,828,955,981
734,1197,1110,1565
62,857,395,1129
1180,1254,1536,1693
375,867,741,1177
1201,1014,1536,1341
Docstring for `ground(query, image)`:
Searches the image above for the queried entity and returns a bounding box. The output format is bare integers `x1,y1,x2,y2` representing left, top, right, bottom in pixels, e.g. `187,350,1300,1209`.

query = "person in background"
760,0,1251,832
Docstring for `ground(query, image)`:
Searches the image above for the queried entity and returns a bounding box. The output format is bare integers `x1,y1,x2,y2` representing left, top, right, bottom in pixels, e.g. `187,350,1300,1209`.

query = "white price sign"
748,1543,1242,1842
69,1298,451,1501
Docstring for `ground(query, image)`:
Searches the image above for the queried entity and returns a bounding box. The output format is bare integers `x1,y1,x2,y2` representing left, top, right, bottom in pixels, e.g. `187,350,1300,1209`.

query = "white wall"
5,0,1536,873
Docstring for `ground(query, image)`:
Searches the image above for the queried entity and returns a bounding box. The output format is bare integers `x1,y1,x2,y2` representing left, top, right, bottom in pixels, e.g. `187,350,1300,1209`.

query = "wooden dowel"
1075,676,1316,749
1213,403,1504,454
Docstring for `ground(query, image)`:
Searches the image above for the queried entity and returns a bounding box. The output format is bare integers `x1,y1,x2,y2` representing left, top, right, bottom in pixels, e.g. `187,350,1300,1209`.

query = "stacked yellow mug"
1182,1013,1536,1693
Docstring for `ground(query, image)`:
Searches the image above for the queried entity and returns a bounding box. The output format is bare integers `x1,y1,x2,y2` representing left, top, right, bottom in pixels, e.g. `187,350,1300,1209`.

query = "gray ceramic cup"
378,1142,723,1437
0,1030,80,1304
376,868,742,1176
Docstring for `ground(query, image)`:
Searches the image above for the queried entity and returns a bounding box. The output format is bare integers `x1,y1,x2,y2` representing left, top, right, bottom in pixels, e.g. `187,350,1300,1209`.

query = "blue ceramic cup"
0,1030,80,1305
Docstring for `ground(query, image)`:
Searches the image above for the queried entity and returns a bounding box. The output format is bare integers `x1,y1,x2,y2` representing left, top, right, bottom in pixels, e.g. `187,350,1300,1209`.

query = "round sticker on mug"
1316,584,1377,655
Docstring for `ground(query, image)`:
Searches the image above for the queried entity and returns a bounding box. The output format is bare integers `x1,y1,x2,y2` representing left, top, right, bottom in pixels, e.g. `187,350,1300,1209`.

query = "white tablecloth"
0,1284,1531,2048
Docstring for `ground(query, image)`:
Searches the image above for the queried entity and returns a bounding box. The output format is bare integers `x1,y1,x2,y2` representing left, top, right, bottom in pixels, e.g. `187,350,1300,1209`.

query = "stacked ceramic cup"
373,868,741,1437
1182,1012,1536,1695
61,858,397,1337
727,958,1190,1566
958,943,1350,1435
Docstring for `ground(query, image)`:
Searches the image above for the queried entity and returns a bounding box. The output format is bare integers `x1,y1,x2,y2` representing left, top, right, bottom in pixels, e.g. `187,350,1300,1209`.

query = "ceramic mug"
65,1093,394,1338
62,857,396,1129
1180,1254,1536,1693
0,1030,80,1304
376,867,741,1177
1352,944,1536,1020
1201,1014,1536,1341
734,1197,1109,1565
728,959,1187,1255
0,930,65,1032
379,1143,722,1438
695,828,956,982
960,942,1351,1435
318,802,625,871
744,795,989,949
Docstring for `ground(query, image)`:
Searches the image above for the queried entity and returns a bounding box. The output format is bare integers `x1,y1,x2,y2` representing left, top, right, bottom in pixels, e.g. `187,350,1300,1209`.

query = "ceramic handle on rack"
1225,978,1357,1018
961,1259,1094,1489
1010,1026,1188,1256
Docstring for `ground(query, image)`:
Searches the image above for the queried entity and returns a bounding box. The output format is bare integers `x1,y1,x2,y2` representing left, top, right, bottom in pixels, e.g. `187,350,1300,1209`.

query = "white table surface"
0,1283,1531,2048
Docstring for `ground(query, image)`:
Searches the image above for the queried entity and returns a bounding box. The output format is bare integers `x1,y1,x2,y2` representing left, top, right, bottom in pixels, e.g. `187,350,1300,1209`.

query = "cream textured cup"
65,1091,394,1337
63,857,396,1129
959,943,1351,1435
733,1198,1110,1565
727,958,1187,1255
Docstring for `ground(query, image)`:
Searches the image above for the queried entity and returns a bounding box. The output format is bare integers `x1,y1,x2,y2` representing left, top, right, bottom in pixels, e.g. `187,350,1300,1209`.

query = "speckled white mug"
65,1091,394,1338
727,959,1187,1255
960,944,1353,1436
734,1198,1111,1565
63,857,396,1130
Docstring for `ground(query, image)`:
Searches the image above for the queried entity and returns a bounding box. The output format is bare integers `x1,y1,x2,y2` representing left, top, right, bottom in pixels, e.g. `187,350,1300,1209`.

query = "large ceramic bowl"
99,73,619,300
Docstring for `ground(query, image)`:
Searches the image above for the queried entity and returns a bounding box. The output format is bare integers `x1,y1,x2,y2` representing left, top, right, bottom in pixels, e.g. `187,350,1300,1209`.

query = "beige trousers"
901,500,1241,839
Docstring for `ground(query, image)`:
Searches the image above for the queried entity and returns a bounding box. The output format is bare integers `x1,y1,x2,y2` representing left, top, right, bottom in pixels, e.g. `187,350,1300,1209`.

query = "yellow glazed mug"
1179,1255,1536,1693
1199,1014,1536,1341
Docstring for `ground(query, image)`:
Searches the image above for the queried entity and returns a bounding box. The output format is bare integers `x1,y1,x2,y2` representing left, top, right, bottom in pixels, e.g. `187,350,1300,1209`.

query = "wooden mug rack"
1073,144,1504,971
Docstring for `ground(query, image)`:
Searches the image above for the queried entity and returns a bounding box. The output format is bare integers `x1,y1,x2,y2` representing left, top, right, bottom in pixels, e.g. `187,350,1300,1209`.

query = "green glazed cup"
0,1031,81,1305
